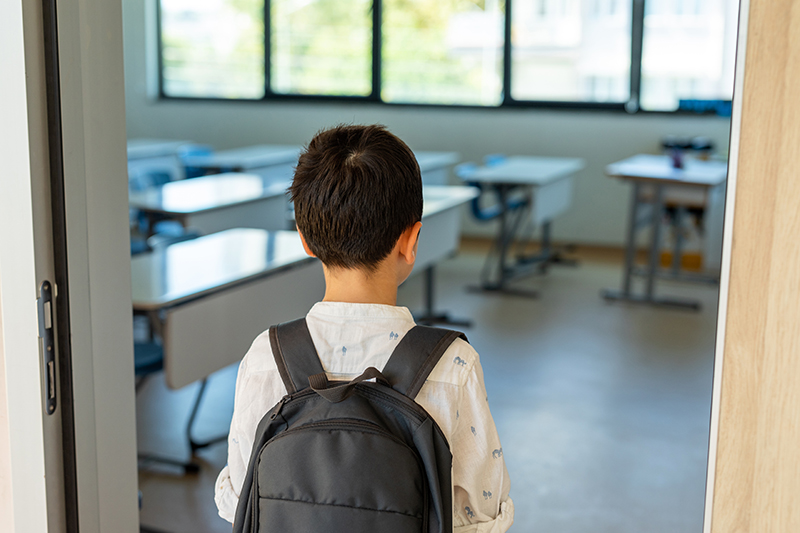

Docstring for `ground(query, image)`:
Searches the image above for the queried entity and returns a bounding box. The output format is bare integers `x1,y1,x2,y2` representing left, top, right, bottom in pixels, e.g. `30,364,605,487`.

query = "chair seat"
134,342,164,376
130,237,149,255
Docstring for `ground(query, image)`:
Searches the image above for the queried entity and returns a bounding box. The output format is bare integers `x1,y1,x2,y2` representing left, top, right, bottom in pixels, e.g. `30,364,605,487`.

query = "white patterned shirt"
215,302,514,531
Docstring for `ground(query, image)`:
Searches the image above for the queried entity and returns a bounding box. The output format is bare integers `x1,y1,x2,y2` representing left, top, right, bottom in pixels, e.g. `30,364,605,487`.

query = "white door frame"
1,0,52,529
1,0,139,531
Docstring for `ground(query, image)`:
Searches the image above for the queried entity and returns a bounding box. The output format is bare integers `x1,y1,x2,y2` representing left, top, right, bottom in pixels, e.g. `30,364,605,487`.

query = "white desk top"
422,185,479,215
131,186,476,309
131,229,314,310
606,154,728,187
469,156,586,185
183,145,301,170
416,151,461,172
127,139,190,160
128,173,288,215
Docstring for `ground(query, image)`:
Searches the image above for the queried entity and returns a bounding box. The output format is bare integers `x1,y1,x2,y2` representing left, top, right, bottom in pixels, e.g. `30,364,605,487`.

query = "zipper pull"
270,394,292,420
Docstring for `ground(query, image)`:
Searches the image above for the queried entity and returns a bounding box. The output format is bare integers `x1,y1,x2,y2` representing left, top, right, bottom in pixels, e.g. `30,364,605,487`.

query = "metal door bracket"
37,281,57,415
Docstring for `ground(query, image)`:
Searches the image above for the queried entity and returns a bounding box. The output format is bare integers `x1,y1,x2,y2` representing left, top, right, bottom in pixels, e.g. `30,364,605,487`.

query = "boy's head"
290,124,423,273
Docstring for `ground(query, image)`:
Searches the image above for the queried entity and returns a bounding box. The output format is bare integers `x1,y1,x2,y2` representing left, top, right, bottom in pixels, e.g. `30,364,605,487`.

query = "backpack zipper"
266,418,411,449
269,394,293,420
254,416,429,528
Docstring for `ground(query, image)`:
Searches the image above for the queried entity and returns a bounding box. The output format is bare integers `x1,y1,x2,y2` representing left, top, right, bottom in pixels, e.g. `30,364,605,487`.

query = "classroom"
2,0,800,532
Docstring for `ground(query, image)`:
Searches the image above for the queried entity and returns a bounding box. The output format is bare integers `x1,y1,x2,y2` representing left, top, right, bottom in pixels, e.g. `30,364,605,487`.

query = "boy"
215,124,514,531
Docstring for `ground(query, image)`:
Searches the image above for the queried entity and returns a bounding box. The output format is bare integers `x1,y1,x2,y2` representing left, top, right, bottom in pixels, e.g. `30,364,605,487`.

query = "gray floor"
137,246,718,533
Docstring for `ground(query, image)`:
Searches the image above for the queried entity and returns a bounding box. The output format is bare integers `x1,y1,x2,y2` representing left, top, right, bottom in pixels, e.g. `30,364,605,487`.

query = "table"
466,156,586,296
415,186,479,326
601,154,728,310
416,151,460,186
182,144,301,187
128,173,290,236
131,228,324,468
132,228,324,387
127,138,190,182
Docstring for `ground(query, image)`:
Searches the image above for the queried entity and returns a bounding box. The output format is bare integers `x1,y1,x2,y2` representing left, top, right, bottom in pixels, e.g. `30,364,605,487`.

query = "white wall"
121,0,732,246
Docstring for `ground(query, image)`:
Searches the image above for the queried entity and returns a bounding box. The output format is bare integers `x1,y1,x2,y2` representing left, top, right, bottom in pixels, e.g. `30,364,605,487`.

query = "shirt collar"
308,301,415,323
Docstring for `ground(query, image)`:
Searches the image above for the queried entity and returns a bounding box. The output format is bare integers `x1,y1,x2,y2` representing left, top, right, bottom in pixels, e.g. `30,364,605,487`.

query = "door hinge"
37,280,57,415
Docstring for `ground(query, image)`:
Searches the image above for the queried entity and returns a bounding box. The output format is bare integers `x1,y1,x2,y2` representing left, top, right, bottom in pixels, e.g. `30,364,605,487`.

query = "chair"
178,143,214,179
130,236,149,255
134,341,202,473
483,153,508,167
455,161,528,222
135,337,224,474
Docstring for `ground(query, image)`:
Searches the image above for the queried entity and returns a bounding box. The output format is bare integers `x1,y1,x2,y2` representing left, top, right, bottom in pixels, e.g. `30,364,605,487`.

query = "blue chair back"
483,153,507,167
179,144,214,179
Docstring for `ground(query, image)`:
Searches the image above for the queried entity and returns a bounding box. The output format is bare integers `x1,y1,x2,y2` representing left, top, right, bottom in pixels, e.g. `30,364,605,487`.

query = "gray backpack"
232,318,467,533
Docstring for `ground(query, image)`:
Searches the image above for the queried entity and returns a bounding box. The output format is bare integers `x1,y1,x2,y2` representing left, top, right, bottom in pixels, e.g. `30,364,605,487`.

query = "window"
639,0,739,111
160,0,265,99
510,0,631,103
270,0,373,96
158,0,740,112
382,0,504,106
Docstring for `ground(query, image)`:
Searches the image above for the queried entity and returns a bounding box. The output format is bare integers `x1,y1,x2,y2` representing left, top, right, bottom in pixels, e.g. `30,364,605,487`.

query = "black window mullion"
502,0,513,104
156,0,165,98
372,0,382,101
264,0,271,98
628,0,646,112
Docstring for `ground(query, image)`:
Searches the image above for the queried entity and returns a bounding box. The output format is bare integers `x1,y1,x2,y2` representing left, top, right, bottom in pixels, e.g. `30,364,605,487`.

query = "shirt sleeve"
215,332,286,523
451,355,514,533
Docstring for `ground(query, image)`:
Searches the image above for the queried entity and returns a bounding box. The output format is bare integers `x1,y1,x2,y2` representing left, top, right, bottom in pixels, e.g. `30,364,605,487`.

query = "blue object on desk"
678,99,732,117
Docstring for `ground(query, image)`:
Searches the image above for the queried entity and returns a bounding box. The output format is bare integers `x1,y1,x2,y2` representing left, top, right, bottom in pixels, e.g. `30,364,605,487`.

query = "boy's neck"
321,264,398,307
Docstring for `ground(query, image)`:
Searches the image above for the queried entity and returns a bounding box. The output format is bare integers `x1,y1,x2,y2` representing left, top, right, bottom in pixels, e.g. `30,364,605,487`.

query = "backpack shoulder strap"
381,326,468,398
269,318,325,394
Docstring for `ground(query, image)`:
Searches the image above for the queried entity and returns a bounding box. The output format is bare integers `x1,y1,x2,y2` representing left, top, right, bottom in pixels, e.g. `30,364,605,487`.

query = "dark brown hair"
289,124,423,272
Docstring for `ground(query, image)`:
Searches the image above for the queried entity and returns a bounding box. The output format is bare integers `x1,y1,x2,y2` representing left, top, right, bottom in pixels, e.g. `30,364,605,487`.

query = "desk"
416,151,460,186
602,154,727,310
128,173,289,236
415,186,479,325
467,156,585,296
127,138,190,182
182,145,301,187
131,229,323,467
131,229,324,389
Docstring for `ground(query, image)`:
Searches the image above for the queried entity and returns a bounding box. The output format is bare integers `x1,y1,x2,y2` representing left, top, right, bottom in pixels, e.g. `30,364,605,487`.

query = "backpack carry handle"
309,367,389,403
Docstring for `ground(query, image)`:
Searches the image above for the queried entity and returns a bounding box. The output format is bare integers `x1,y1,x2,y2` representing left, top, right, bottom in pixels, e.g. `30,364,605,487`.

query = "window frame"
155,0,732,115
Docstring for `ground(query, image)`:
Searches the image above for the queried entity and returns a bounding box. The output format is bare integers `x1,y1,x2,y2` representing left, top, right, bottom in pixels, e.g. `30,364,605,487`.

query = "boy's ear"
400,221,423,265
296,229,317,258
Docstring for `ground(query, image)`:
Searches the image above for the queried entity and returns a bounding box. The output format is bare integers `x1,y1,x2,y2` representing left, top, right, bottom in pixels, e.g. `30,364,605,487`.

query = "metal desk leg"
496,185,511,288
671,206,687,276
471,185,539,298
603,183,640,302
645,185,665,299
187,377,228,453
532,220,579,271
603,183,701,311
622,183,641,296
414,266,472,327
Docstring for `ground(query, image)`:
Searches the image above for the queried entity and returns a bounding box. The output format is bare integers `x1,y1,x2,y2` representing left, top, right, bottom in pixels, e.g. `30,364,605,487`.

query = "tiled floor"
137,245,718,532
